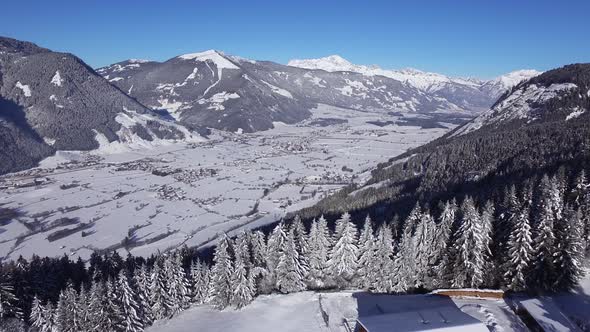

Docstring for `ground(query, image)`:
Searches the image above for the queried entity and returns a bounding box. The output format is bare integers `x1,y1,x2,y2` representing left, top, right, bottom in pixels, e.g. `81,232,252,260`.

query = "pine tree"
553,206,585,291
452,197,485,288
231,232,256,308
480,201,495,286
86,280,107,331
306,217,332,289
373,224,394,293
29,295,45,331
43,302,56,332
117,270,143,332
504,204,533,291
0,276,21,320
190,260,210,305
55,283,81,332
530,175,559,291
276,227,306,293
166,253,191,316
209,234,234,309
150,262,170,320
133,264,153,325
413,210,436,288
356,215,377,290
104,278,124,330
327,212,358,288
432,200,457,288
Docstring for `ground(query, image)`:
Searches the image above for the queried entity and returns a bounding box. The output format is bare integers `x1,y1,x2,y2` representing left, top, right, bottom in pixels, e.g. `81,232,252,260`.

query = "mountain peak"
176,49,239,69
287,55,358,72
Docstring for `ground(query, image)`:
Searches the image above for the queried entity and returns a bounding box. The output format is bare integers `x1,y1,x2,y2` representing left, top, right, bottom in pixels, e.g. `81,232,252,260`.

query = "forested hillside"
296,63,590,223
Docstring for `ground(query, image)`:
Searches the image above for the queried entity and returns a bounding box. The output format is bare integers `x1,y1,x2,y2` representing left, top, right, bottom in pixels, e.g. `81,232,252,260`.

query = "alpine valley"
1,34,589,332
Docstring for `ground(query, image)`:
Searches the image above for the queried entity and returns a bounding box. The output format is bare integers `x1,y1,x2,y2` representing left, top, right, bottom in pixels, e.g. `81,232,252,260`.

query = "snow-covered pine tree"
43,302,56,332
275,227,306,294
572,170,590,254
291,215,309,276
432,200,457,288
0,275,21,320
327,212,358,288
306,217,332,289
391,224,413,293
530,175,559,291
480,200,495,286
248,230,269,291
117,270,143,332
260,222,287,292
373,223,394,293
503,203,533,291
133,264,153,325
231,240,256,308
76,286,90,332
55,282,81,332
494,186,519,283
356,215,377,290
105,278,124,330
29,295,45,331
150,262,170,320
452,197,485,288
86,280,107,331
209,234,234,309
166,252,191,316
190,260,210,305
413,210,436,288
553,205,585,291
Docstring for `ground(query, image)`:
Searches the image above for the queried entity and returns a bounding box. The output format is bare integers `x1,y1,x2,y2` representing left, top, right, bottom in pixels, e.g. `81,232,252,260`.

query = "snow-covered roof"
356,306,489,332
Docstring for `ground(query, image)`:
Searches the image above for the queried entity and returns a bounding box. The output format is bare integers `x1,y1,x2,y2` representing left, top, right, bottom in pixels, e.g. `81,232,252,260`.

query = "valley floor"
0,105,455,260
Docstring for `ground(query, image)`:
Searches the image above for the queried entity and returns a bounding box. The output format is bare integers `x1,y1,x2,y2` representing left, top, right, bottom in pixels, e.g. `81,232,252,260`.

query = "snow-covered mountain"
454,64,589,136
99,52,534,133
288,55,541,109
0,36,199,175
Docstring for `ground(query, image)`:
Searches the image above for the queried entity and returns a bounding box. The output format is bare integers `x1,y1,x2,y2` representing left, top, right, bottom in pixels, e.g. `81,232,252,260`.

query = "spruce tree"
452,197,485,288
117,270,143,332
356,215,377,290
530,175,559,291
29,295,45,331
306,217,332,289
327,212,358,288
504,204,533,291
373,224,394,293
276,227,306,294
553,206,585,291
209,234,234,309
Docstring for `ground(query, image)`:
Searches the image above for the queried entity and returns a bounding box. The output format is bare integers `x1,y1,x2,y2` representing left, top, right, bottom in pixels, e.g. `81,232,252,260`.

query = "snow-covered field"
0,104,454,260
148,291,527,332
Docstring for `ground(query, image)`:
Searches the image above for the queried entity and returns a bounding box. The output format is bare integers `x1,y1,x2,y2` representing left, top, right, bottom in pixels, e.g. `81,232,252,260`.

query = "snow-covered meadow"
0,104,455,260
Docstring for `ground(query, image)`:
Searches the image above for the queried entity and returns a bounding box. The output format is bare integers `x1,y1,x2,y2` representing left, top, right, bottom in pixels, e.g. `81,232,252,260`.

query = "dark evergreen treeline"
0,167,588,331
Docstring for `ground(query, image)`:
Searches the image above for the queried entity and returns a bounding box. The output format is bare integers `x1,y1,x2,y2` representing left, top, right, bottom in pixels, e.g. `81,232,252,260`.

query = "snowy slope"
148,291,526,332
453,64,589,136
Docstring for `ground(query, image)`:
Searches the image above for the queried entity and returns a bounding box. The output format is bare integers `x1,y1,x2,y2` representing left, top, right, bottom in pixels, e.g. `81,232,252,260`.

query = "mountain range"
98,52,540,133
1,35,542,175
296,63,590,221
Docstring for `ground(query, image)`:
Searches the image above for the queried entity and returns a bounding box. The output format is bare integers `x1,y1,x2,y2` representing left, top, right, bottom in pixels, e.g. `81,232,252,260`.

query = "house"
354,306,489,332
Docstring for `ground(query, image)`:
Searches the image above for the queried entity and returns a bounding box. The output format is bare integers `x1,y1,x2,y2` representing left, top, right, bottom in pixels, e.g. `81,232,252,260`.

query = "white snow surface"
50,71,63,86
261,80,294,99
0,104,450,260
15,81,31,97
566,108,586,121
178,50,239,70
198,91,240,111
148,291,526,332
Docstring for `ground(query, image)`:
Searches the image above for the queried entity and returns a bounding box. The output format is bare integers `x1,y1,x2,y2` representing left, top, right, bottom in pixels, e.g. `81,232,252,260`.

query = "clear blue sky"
1,0,588,78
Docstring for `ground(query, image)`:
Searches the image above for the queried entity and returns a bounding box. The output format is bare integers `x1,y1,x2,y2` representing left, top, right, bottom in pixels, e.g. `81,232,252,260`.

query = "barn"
354,306,489,332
